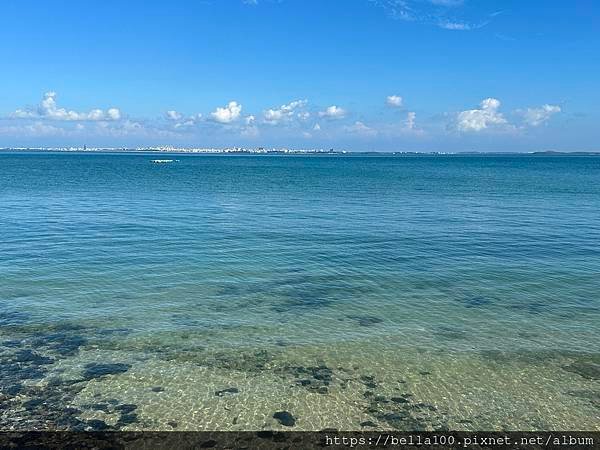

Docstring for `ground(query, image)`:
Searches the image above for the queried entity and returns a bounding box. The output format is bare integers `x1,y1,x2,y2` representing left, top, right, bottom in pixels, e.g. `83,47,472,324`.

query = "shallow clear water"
1,152,599,430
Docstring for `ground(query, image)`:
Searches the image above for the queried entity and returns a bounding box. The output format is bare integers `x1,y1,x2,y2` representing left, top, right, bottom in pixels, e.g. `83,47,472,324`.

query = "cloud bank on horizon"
1,91,562,148
0,0,597,151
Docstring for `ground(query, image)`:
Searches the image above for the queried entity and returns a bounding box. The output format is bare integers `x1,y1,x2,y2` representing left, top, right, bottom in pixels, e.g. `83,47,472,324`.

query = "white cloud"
319,105,346,119
166,110,183,121
11,92,122,121
521,104,561,126
386,95,403,107
345,121,378,136
457,98,507,132
107,108,121,120
210,101,242,123
263,99,308,124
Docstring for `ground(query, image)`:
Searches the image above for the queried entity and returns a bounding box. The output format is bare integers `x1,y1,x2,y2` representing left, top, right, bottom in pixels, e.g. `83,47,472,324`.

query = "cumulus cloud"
457,98,507,132
210,101,242,123
11,92,122,121
263,99,308,124
521,104,561,126
107,108,121,120
319,105,346,119
386,95,403,107
165,110,183,120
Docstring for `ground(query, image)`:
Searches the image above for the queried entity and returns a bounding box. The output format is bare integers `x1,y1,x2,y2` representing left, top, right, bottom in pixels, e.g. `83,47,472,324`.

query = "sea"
1,151,599,431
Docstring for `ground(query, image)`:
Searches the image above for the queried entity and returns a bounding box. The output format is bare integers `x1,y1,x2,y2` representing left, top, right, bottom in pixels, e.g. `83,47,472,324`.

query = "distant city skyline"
0,0,598,152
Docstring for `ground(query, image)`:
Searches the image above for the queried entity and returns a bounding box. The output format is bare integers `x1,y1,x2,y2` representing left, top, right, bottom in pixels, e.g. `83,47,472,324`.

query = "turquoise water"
1,152,599,431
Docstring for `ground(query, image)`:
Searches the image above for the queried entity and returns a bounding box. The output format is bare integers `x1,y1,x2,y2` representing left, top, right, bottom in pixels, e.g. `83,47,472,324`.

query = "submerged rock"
347,315,384,327
273,411,296,427
360,375,377,389
115,404,137,414
215,387,239,397
562,360,600,380
82,363,131,380
117,413,138,426
13,349,54,365
86,419,109,431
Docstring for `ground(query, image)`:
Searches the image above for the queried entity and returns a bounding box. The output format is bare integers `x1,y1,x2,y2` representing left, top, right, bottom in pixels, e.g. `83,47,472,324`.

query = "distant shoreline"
1,148,599,156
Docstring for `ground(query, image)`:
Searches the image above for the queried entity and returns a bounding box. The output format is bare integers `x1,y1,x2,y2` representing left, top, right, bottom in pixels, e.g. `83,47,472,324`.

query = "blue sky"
0,0,598,151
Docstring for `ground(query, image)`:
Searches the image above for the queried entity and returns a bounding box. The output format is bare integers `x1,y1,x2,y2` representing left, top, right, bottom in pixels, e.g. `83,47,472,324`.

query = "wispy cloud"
438,20,487,31
369,0,489,31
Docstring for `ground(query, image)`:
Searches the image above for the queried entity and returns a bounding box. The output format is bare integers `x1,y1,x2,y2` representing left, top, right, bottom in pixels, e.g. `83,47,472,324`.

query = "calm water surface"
1,152,599,430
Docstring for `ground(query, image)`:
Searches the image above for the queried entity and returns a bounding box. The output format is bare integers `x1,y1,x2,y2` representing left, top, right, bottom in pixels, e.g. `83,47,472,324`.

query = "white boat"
151,159,177,164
